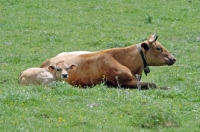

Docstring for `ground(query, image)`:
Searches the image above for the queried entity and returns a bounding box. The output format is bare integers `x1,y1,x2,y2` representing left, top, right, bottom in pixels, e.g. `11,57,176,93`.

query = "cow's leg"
105,64,157,89
121,81,157,89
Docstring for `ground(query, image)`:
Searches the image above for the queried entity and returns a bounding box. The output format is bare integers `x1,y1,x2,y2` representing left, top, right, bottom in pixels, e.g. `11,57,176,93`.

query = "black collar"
136,44,150,76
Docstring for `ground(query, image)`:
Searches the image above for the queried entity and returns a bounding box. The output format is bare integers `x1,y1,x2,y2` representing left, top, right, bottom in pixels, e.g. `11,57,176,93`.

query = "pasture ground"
0,0,200,131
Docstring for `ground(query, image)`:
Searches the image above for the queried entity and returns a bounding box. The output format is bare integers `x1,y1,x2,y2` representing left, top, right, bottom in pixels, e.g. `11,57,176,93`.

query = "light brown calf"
40,33,176,89
19,61,77,86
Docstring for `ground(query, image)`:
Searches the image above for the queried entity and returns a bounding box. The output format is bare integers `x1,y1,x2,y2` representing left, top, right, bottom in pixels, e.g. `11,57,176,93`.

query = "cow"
19,61,77,86
40,33,176,89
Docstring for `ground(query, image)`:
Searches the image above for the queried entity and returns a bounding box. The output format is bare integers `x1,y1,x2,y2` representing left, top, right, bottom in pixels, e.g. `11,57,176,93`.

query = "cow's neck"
106,45,144,75
136,44,150,76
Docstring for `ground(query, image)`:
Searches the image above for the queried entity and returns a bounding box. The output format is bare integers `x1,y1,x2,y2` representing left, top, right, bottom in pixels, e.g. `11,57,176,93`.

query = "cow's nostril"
166,57,176,66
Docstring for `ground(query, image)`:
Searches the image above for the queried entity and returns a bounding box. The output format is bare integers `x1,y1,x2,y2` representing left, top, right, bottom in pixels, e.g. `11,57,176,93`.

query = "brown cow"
40,33,176,89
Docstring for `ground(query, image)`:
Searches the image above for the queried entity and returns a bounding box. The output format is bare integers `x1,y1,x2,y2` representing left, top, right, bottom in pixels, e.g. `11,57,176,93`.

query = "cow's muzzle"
166,55,176,65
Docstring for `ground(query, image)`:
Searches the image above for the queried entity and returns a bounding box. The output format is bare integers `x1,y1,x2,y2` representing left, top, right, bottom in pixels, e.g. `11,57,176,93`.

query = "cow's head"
48,61,77,80
140,33,176,66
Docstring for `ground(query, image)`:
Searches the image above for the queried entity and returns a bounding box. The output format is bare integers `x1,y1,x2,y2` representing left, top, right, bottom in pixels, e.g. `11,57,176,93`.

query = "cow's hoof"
148,83,157,88
159,86,171,90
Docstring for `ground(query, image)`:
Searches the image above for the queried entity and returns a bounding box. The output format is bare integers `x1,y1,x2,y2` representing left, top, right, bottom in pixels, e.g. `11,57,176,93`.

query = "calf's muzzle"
62,74,68,78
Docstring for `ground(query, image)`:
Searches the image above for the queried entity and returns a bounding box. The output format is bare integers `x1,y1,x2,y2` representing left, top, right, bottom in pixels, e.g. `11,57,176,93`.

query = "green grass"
1,0,200,131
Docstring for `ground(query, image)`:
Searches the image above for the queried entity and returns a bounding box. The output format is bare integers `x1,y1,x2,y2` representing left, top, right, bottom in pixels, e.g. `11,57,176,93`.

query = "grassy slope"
0,0,200,131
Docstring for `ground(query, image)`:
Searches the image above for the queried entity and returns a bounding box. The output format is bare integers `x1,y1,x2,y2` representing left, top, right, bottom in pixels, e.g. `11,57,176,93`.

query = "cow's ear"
48,66,55,72
141,42,149,50
148,33,158,43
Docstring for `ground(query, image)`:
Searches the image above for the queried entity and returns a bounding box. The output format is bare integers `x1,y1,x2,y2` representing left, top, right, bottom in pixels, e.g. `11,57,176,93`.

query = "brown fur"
40,34,176,89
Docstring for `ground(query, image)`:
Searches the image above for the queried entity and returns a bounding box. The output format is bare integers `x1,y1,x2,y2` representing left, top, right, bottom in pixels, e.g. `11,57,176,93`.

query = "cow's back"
40,51,93,68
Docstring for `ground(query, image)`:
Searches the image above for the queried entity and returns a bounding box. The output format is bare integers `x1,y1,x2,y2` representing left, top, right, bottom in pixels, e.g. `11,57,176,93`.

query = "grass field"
0,0,200,131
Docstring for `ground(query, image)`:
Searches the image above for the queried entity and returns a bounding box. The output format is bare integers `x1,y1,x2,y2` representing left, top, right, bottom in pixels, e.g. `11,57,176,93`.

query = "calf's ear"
48,66,55,72
141,42,149,50
69,64,78,70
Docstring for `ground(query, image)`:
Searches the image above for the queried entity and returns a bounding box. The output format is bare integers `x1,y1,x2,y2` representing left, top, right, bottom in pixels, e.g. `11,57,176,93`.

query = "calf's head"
48,61,77,80
140,33,176,66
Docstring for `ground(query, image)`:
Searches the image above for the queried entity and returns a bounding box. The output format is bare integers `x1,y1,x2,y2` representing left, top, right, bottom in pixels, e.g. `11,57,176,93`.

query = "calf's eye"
56,68,61,71
66,68,69,71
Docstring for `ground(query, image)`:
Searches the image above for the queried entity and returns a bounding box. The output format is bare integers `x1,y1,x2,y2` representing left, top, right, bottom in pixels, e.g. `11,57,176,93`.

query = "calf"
40,33,176,89
19,61,77,86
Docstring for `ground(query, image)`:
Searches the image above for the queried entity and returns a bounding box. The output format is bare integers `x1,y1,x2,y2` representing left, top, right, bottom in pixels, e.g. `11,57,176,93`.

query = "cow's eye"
156,47,162,51
56,68,61,71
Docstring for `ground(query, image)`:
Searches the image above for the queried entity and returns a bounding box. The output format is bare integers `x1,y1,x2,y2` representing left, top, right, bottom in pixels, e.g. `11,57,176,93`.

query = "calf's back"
19,68,55,86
